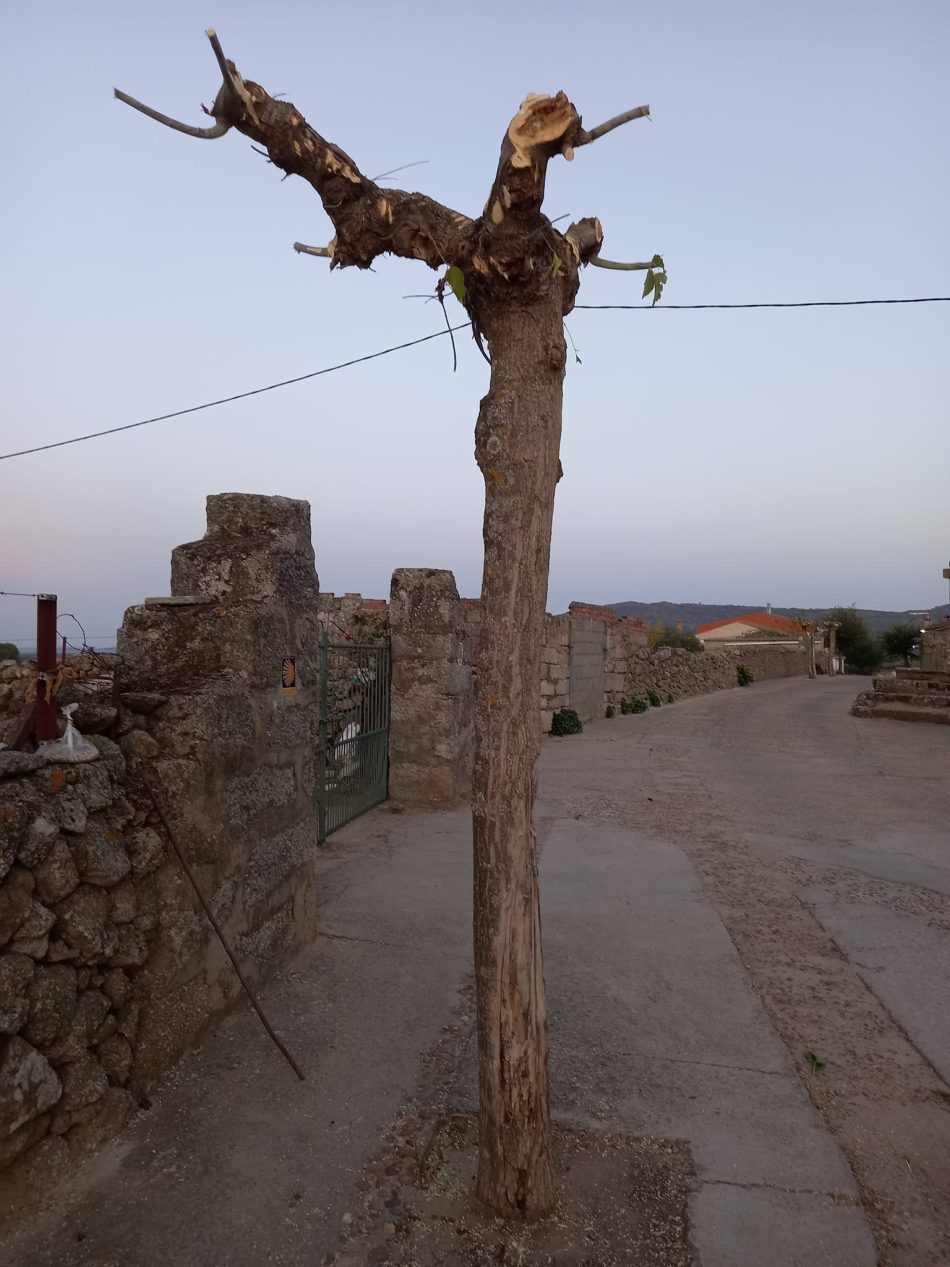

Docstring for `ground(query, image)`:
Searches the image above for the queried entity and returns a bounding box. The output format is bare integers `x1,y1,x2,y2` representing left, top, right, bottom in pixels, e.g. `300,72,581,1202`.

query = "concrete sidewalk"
3,689,878,1266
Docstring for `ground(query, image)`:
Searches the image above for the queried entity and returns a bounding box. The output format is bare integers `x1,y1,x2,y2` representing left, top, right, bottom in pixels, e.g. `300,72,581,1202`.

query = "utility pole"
35,594,58,741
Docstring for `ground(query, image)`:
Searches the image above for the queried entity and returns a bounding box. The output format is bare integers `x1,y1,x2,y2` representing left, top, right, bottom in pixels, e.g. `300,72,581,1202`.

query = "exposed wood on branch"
293,241,332,258
206,28,258,124
589,256,655,271
577,104,650,146
484,93,584,232
113,89,231,139
564,217,604,265
115,30,473,272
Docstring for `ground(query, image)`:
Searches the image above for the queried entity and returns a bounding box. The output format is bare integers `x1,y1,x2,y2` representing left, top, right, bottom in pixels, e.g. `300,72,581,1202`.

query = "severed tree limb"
113,89,231,139
478,93,584,272
293,241,332,258
577,104,650,146
564,216,604,265
116,30,474,273
589,257,656,271
206,28,261,126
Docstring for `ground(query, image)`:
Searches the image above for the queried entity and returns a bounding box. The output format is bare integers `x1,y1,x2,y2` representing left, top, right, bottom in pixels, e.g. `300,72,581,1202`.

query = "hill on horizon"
609,600,950,634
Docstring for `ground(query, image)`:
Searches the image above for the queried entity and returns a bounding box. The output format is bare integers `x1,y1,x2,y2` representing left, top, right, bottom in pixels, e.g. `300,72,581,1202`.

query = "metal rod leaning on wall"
141,769,306,1082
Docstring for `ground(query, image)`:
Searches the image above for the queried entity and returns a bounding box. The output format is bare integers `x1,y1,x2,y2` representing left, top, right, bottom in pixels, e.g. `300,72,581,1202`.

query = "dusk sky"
3,1,948,648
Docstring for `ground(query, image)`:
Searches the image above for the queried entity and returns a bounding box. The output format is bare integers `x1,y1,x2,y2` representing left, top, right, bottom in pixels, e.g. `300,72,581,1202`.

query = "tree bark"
471,296,566,1217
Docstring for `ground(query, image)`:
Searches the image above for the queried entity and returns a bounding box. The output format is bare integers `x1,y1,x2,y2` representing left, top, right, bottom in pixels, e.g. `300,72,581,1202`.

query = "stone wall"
721,643,809,681
387,587,810,806
1,493,323,1176
0,740,149,1171
624,645,737,702
1,654,117,747
318,593,389,644
540,616,570,732
389,570,471,807
922,620,950,673
568,618,606,724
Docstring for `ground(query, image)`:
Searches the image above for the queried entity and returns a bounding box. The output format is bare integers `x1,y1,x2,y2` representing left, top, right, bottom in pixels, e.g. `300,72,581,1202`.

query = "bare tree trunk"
116,38,655,1220
471,297,564,1217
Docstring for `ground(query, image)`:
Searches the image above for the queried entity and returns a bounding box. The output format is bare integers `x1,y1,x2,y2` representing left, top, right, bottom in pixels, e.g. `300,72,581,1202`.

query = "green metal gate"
317,635,390,842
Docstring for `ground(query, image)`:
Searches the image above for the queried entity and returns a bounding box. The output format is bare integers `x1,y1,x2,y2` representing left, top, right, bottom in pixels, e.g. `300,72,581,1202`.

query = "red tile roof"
697,612,803,636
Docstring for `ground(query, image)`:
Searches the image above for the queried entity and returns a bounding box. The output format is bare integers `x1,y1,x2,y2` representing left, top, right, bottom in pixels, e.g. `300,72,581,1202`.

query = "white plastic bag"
39,703,100,764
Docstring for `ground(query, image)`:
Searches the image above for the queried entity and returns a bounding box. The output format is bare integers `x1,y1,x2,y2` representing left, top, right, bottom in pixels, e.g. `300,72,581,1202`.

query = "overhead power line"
576,297,950,310
1,296,948,463
0,326,468,462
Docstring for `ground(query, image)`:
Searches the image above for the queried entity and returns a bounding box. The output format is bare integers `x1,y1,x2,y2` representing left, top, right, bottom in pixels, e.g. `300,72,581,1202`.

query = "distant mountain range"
609,601,950,634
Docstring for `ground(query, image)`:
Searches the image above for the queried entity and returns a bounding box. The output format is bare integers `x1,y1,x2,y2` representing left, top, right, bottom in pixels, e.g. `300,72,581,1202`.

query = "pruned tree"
116,31,662,1218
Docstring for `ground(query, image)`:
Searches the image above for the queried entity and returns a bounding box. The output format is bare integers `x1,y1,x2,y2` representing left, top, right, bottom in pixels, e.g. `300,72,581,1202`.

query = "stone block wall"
568,617,607,724
116,494,321,1083
922,620,950,673
714,643,809,681
1,493,323,1177
539,616,570,733
388,570,471,807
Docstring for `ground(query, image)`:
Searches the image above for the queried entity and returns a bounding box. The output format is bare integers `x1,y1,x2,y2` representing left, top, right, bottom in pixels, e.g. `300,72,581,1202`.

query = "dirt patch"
332,1112,693,1267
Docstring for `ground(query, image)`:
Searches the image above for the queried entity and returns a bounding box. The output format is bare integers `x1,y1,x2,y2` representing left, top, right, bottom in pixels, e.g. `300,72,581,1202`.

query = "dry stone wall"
623,645,737,702
720,643,809,681
1,493,322,1177
1,655,117,747
0,731,158,1171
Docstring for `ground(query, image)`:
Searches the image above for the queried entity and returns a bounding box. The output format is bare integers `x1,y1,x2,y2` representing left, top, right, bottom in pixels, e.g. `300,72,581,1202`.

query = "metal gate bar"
317,636,390,842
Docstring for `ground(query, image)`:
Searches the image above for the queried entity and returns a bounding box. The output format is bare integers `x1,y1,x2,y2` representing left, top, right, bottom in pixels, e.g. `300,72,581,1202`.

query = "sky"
2,0,949,648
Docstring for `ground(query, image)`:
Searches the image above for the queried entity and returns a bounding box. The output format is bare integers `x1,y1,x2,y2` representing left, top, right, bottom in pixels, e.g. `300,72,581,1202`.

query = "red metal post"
35,594,58,742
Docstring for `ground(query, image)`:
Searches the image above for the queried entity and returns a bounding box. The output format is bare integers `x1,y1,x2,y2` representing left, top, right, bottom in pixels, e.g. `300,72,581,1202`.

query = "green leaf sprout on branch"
642,253,668,305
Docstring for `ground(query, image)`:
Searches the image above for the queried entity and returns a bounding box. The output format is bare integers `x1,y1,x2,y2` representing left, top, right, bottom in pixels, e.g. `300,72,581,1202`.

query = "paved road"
540,675,950,1264
4,676,949,1265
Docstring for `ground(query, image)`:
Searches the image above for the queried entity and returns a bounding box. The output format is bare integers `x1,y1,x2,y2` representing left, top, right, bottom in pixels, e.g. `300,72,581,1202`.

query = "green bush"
647,689,662,708
736,663,754,686
605,705,615,718
824,606,883,674
649,626,704,653
551,707,583,736
620,696,648,714
881,620,920,663
0,643,19,662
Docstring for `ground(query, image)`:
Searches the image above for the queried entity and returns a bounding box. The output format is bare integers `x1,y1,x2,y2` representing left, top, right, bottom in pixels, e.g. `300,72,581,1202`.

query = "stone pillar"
116,493,321,1083
389,569,471,806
